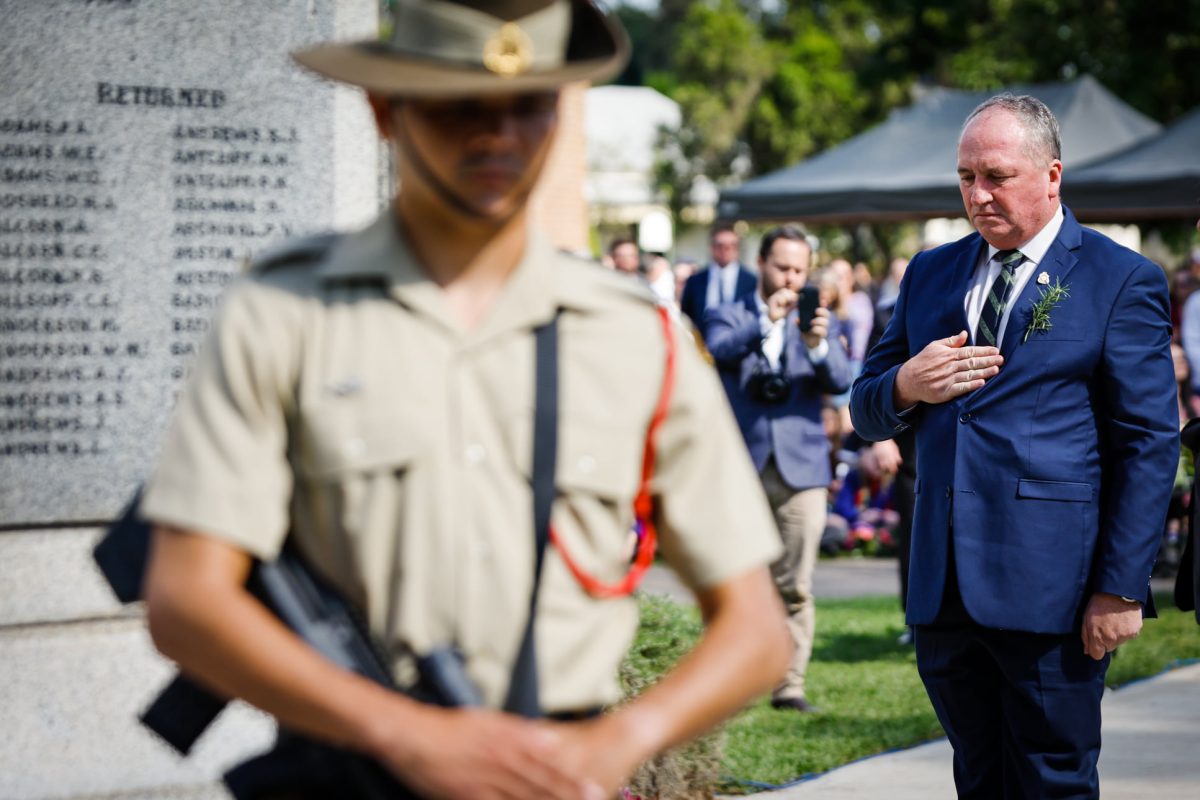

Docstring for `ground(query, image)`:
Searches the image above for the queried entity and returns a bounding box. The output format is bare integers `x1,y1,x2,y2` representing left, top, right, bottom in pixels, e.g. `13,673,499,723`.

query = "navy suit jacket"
850,207,1178,633
704,294,853,491
681,264,757,328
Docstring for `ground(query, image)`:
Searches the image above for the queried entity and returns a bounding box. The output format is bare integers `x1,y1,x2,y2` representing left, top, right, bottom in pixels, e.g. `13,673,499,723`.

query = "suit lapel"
945,237,986,338
737,266,757,300
997,209,1083,358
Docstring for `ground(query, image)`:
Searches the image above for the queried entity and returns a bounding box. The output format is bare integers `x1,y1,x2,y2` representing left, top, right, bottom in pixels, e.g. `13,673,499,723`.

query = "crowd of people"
603,229,917,560
611,228,1200,570
605,215,1196,649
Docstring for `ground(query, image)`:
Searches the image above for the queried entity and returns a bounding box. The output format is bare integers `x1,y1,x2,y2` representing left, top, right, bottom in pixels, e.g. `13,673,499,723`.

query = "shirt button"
465,443,486,464
472,539,492,559
343,438,366,458
577,455,596,474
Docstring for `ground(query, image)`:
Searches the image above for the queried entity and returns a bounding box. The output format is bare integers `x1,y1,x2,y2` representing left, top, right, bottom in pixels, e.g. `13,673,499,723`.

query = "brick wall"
533,82,591,256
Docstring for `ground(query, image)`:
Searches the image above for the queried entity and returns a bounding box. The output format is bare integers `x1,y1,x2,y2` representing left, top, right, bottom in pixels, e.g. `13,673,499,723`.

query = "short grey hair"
963,94,1062,165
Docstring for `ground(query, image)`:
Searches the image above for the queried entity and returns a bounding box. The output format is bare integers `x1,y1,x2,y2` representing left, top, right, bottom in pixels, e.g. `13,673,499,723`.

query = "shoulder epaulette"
250,233,341,275
555,247,603,268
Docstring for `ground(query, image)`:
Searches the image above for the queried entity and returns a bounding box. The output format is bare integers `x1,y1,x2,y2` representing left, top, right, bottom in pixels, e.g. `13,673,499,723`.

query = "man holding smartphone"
702,225,853,712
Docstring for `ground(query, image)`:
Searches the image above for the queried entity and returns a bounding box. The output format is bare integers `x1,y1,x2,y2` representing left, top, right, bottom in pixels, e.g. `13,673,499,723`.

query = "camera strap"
506,303,678,714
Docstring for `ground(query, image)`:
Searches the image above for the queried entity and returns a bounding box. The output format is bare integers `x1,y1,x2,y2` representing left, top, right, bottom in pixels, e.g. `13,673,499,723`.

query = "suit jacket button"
959,413,969,424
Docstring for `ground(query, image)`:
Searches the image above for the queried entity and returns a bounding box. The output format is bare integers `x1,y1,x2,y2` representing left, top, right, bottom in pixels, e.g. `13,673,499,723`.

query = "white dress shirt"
755,293,827,370
705,262,744,310
964,205,1064,345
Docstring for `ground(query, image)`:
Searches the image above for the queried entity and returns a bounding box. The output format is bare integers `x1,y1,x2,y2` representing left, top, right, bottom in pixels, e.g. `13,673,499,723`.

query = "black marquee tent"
717,75,1164,224
1061,105,1200,220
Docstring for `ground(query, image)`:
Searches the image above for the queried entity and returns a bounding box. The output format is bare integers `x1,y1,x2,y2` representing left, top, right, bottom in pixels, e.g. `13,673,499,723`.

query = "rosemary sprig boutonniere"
1023,277,1070,342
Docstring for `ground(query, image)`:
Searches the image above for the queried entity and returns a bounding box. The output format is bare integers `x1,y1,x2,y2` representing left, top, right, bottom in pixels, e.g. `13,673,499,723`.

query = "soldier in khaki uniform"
141,2,790,798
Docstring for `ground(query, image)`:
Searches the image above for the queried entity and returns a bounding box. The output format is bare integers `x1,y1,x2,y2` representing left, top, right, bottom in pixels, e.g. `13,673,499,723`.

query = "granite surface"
1,2,381,796
0,0,382,526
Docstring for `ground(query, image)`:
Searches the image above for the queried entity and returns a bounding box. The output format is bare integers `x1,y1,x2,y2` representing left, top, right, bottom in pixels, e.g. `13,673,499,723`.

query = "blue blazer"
850,207,1179,633
681,264,757,328
704,294,853,491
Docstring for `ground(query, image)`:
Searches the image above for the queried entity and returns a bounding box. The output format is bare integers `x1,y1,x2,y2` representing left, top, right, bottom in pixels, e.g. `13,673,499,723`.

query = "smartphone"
796,285,821,332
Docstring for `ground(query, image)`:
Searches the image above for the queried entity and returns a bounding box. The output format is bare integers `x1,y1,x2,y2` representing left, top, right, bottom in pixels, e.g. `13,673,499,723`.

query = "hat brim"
292,1,628,97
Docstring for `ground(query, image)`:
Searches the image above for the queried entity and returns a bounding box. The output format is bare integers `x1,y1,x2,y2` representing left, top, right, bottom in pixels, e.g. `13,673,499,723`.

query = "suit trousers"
916,625,1108,800
916,539,1109,799
761,458,826,700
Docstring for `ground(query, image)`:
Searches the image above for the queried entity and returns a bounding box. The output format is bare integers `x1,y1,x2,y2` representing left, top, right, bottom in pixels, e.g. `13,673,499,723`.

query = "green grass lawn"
622,591,1200,795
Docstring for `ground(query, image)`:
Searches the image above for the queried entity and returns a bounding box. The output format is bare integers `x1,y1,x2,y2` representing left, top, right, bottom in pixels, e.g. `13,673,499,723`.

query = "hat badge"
483,22,533,78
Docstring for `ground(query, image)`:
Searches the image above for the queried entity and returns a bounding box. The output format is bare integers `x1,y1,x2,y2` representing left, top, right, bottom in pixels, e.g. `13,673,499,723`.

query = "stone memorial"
1,0,382,525
0,1,382,797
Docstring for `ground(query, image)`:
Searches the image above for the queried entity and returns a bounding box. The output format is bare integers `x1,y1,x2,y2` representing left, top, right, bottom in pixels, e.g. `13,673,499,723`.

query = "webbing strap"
503,312,559,717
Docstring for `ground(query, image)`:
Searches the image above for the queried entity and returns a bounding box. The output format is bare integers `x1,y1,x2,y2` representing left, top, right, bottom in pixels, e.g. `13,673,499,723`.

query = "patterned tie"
975,249,1023,346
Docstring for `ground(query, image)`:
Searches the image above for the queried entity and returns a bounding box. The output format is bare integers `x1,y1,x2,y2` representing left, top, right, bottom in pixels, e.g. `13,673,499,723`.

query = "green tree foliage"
652,0,777,225
632,0,1200,233
744,8,867,175
869,0,1200,122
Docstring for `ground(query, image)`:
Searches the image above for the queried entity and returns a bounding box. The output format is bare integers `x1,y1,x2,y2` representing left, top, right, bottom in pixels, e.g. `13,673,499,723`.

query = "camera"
748,370,792,404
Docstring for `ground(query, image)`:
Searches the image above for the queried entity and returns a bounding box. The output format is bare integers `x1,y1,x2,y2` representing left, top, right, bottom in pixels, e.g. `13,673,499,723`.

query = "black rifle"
93,492,482,799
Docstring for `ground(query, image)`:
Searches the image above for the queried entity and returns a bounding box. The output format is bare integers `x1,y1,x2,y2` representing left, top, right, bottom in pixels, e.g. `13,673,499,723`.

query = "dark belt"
545,706,604,722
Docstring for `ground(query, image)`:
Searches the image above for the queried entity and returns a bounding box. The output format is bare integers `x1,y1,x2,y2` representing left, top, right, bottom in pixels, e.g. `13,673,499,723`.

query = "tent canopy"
718,75,1162,224
1061,105,1200,220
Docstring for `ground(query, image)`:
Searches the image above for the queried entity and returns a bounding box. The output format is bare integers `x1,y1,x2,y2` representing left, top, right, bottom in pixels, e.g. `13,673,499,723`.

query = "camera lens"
750,372,791,404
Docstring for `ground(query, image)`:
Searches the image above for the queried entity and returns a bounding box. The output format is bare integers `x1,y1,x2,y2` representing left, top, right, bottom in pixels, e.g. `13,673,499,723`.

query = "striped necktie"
975,249,1023,346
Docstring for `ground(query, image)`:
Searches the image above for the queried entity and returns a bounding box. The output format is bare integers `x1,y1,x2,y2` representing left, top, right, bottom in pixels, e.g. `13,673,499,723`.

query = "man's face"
710,231,740,268
957,109,1062,250
759,238,810,298
373,91,559,222
611,243,640,274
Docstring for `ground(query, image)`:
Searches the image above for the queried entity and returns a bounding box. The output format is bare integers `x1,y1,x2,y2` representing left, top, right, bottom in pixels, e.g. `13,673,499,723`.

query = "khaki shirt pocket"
291,403,427,622
507,414,643,582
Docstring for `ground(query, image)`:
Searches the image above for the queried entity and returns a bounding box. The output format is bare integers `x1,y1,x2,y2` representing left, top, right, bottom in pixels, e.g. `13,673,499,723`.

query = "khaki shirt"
142,212,781,712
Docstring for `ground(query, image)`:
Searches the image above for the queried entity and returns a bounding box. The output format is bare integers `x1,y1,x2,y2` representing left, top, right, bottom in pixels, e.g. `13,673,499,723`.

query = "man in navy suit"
680,224,758,327
704,226,853,711
851,95,1178,798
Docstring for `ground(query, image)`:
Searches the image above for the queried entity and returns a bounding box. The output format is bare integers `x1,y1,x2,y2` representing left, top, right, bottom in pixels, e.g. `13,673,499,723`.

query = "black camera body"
748,370,792,404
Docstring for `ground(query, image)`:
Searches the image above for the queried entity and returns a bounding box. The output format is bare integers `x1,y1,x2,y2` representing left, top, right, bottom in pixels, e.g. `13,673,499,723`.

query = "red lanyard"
549,305,677,598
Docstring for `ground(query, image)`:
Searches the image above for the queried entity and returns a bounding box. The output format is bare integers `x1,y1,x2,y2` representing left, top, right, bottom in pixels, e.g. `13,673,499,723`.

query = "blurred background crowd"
603,229,1200,604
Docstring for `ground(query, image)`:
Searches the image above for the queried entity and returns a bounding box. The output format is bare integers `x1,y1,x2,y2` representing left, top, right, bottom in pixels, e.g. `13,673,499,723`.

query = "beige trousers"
761,459,826,701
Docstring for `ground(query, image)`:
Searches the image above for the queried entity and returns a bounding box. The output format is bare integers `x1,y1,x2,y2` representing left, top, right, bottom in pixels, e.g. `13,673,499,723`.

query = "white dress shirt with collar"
964,205,1065,344
705,261,744,310
754,294,828,370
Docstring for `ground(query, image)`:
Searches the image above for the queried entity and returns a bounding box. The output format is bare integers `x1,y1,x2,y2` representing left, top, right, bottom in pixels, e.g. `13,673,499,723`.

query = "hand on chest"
910,264,1102,384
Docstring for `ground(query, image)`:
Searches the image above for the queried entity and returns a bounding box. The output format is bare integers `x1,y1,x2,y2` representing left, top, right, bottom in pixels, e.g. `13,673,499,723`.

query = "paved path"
760,662,1200,799
643,558,1193,799
641,557,902,604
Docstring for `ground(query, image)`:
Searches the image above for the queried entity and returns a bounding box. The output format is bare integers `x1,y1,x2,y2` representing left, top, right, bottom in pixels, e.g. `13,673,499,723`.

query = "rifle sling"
502,311,559,717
